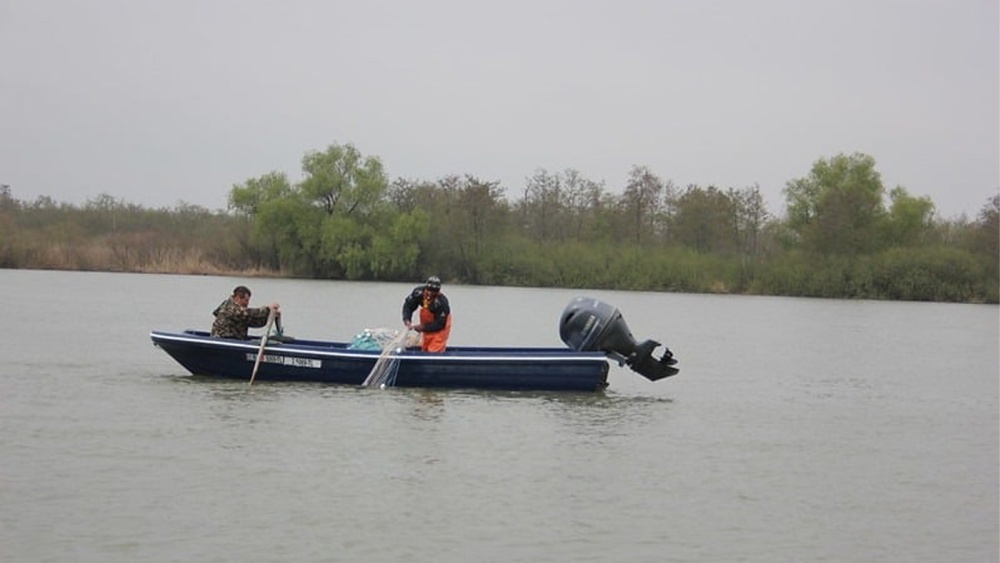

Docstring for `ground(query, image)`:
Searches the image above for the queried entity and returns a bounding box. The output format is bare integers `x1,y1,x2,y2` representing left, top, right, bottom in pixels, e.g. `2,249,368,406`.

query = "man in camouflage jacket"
211,285,280,339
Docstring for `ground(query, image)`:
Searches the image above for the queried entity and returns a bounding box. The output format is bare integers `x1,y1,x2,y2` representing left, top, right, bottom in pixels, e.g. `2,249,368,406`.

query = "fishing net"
361,329,415,388
348,328,398,350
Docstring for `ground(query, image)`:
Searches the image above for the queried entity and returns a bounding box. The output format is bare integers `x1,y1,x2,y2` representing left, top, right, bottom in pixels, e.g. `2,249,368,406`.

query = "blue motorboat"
150,297,679,392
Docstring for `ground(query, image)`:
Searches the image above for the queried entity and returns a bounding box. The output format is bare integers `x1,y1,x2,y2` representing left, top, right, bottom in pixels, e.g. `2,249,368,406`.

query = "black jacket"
402,286,450,332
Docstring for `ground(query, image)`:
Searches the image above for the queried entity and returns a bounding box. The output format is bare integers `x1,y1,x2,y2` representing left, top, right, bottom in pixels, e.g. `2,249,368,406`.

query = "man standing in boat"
211,285,280,339
402,276,452,352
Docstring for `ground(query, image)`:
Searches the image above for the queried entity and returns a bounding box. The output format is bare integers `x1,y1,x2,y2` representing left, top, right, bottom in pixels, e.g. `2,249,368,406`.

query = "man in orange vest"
402,276,452,352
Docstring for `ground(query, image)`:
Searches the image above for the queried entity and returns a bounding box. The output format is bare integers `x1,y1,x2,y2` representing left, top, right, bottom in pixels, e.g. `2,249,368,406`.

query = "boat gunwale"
149,330,610,364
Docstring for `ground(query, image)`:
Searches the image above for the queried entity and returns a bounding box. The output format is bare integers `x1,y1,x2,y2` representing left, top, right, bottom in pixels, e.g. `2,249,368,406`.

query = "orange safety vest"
419,296,452,352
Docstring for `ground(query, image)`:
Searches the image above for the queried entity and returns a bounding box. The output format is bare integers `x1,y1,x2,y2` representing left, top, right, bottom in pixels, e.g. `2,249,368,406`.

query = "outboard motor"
559,297,679,381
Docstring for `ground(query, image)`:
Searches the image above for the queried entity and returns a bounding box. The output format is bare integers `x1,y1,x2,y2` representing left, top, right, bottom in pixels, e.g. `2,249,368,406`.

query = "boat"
150,297,679,392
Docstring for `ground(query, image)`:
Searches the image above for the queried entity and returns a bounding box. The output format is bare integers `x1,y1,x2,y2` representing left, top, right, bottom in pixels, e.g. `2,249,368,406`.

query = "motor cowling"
559,297,679,382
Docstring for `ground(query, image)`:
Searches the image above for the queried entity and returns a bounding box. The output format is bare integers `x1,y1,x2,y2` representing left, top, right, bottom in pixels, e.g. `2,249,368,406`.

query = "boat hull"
151,330,610,392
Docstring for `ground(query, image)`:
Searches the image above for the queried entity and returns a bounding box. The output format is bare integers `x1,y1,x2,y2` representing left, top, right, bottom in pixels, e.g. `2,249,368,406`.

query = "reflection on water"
400,388,448,422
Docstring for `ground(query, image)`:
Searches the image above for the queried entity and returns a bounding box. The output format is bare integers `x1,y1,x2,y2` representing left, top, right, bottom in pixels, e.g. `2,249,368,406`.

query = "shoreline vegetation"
2,144,997,303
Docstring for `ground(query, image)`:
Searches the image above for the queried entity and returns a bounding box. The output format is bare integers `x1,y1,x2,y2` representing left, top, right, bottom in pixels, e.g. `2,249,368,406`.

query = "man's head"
232,285,252,306
425,276,442,293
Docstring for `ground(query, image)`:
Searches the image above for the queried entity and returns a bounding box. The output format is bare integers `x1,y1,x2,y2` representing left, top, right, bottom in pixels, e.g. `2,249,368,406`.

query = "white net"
361,329,414,388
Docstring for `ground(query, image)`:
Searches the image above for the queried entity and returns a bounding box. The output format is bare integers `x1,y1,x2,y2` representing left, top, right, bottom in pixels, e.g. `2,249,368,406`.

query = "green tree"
729,184,770,257
367,208,429,280
414,175,509,283
299,142,388,218
619,165,664,246
229,143,395,278
784,152,887,254
229,172,295,270
454,175,508,282
971,194,999,273
561,169,610,243
228,171,293,216
672,185,735,254
256,195,321,273
519,168,563,242
882,186,935,247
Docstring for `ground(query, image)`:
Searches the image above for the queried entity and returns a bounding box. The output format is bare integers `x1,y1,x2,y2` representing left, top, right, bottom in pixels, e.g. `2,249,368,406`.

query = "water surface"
2,270,997,562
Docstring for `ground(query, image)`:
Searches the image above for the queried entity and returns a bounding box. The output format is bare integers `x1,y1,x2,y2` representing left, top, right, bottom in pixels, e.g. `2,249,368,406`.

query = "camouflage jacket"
210,297,271,339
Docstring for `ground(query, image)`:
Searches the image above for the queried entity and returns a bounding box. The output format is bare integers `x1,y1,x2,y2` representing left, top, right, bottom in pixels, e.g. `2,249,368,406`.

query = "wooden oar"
249,309,276,386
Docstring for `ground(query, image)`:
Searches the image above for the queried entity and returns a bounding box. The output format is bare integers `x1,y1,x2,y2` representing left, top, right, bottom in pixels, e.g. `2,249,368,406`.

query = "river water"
1,269,997,562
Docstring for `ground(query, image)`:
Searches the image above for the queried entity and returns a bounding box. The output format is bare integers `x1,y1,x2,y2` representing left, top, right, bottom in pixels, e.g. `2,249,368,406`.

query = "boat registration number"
245,353,321,369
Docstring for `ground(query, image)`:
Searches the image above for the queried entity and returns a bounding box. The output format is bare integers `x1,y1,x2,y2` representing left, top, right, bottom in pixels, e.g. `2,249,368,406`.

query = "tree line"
1,144,997,303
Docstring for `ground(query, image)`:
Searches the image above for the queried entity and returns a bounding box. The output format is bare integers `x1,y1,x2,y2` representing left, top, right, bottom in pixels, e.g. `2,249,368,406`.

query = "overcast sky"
2,0,997,218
